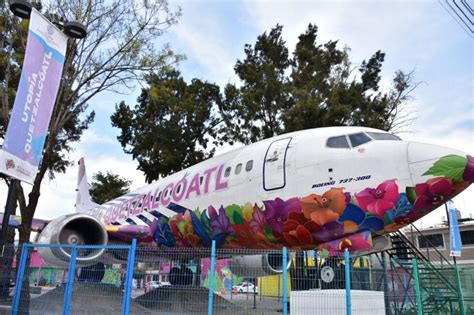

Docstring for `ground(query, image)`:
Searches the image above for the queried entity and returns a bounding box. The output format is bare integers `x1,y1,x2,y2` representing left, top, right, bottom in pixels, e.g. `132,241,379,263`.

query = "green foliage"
113,23,417,182
220,25,291,144
422,155,467,182
112,69,222,183
221,23,417,144
406,187,417,204
89,171,131,204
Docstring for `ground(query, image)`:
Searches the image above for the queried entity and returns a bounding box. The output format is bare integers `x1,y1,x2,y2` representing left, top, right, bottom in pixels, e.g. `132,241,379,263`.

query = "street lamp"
9,0,32,19
9,0,87,39
0,0,88,248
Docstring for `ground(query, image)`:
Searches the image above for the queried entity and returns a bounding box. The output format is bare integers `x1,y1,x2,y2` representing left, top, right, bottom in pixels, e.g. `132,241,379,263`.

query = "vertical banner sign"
0,8,67,184
448,200,462,257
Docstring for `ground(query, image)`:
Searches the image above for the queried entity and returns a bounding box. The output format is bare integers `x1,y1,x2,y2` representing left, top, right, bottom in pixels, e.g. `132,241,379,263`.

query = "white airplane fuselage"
83,126,471,252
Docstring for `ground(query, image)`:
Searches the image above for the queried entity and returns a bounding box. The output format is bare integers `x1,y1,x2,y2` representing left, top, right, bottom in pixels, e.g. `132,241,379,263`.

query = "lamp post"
9,0,87,38
0,0,87,249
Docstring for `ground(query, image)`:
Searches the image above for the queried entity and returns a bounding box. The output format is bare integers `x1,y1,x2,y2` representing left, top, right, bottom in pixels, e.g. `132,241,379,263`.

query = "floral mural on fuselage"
151,155,473,253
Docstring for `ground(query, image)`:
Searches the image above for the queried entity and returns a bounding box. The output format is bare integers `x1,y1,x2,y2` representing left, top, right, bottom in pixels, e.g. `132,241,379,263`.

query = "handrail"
395,231,457,293
409,224,454,269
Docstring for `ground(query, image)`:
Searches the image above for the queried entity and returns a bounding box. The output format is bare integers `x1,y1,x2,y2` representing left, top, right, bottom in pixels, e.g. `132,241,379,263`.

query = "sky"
1,0,473,230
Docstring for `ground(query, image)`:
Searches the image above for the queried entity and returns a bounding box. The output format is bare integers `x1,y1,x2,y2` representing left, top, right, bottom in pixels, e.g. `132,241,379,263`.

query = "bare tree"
0,0,182,245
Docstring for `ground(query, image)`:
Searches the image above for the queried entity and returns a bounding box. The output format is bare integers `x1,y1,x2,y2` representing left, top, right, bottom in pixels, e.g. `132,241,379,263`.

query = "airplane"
2,126,473,285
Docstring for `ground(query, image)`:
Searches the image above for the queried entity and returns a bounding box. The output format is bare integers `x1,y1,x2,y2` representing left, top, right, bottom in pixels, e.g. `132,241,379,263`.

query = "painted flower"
249,204,266,232
169,211,202,247
263,198,301,235
355,179,399,217
209,206,234,236
336,231,372,252
282,212,320,248
359,216,385,233
301,188,346,226
338,204,367,234
413,177,453,211
313,221,345,243
153,218,175,247
384,193,414,223
384,210,421,233
463,155,474,182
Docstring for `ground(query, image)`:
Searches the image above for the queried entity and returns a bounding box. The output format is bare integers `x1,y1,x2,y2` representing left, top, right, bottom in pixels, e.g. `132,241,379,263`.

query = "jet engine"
37,213,108,267
229,253,292,278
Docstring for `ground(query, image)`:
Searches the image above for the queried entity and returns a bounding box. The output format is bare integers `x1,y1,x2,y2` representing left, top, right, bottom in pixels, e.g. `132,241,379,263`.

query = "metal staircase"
388,226,461,314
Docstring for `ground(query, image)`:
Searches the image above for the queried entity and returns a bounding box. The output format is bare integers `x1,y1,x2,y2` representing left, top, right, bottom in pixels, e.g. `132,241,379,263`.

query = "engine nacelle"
37,213,108,267
230,253,292,278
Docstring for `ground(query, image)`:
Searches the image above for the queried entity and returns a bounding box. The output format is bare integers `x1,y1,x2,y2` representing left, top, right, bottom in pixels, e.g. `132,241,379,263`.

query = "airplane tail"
75,157,99,213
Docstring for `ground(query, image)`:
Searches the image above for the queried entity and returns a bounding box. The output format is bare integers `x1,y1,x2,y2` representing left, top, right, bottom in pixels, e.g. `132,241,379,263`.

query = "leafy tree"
220,24,291,144
112,69,222,182
223,24,417,143
286,24,418,133
0,0,181,244
90,171,131,204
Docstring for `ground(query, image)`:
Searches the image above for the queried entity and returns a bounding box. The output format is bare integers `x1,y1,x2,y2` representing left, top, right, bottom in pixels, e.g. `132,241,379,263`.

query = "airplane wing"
0,213,49,232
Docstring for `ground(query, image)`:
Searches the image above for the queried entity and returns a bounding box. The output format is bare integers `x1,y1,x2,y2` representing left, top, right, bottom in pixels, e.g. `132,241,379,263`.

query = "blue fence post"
62,246,78,315
282,246,288,315
12,243,29,315
345,249,351,315
207,240,216,315
123,239,137,315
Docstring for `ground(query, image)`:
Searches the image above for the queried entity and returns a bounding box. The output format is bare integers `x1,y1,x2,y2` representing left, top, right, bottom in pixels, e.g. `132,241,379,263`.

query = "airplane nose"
407,142,471,185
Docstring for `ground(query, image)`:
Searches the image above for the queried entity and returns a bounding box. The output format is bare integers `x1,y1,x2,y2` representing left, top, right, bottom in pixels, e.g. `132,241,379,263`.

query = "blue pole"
345,249,351,315
208,240,216,315
12,243,29,315
283,247,288,315
62,246,78,315
123,239,137,315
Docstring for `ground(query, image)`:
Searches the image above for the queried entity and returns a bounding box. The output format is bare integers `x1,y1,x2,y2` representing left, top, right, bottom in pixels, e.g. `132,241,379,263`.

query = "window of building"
349,133,372,147
224,166,231,177
418,233,444,249
461,230,474,245
246,160,253,172
235,163,242,175
327,136,350,148
367,132,401,141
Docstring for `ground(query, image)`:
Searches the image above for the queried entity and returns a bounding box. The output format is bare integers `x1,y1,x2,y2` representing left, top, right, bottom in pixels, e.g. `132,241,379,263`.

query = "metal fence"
0,241,469,314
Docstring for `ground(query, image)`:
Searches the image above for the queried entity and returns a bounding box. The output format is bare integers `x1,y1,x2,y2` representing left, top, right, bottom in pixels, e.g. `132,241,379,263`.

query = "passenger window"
246,160,253,172
349,133,372,147
224,166,231,177
235,163,242,175
367,132,401,140
327,136,350,148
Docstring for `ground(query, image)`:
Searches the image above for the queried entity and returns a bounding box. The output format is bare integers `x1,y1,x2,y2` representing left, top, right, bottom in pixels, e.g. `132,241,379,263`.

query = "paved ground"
1,284,284,314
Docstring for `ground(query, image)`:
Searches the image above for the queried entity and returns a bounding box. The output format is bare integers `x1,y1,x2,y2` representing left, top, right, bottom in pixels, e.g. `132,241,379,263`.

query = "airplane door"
263,137,292,191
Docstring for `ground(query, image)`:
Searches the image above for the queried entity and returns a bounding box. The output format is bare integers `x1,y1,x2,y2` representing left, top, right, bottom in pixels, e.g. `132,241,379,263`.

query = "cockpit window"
367,132,401,140
349,133,372,147
327,136,350,148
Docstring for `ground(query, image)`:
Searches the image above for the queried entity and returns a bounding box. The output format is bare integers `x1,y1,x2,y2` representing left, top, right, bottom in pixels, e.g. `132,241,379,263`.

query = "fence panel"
10,244,138,315
0,244,17,311
7,241,469,314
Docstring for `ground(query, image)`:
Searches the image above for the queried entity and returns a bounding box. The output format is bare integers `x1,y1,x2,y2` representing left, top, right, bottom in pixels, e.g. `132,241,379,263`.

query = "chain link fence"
0,241,468,314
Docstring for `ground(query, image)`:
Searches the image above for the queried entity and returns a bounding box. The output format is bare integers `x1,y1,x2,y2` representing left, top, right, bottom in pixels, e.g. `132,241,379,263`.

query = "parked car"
232,282,258,294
